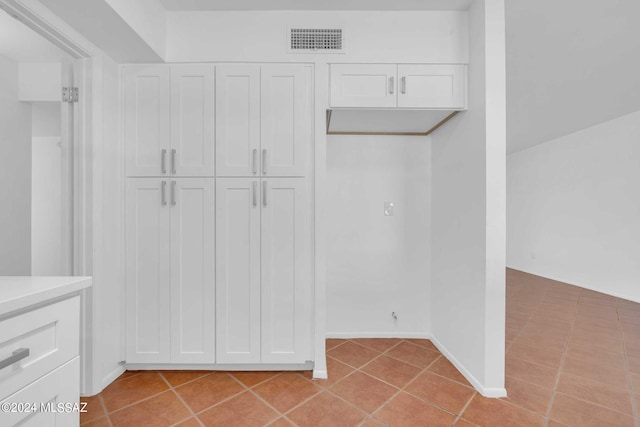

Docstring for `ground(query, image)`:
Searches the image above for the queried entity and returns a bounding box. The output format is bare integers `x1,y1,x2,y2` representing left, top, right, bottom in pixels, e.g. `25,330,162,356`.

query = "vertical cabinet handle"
161,181,167,206
252,149,257,175
171,181,176,206
263,180,267,207
252,181,257,207
389,76,395,94
161,149,167,174
401,76,406,94
262,149,267,175
171,149,176,174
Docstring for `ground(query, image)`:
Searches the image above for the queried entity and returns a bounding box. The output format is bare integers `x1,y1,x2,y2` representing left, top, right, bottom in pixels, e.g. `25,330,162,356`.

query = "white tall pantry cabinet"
123,63,313,368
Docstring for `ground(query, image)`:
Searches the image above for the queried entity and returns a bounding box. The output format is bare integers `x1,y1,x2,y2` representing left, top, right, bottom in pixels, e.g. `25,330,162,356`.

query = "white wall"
506,0,640,153
0,54,32,275
326,135,430,337
32,102,61,136
430,0,506,397
166,11,468,63
19,62,62,101
31,102,63,275
104,0,166,58
507,110,640,302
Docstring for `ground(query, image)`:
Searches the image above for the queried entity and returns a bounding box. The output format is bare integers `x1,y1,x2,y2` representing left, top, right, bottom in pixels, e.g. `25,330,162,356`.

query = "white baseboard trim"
429,335,507,398
101,365,125,392
125,362,313,371
312,368,328,379
326,332,431,339
81,365,125,397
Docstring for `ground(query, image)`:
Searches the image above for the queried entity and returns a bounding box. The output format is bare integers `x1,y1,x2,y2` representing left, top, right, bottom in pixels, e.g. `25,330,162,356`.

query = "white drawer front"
0,357,79,427
0,296,80,400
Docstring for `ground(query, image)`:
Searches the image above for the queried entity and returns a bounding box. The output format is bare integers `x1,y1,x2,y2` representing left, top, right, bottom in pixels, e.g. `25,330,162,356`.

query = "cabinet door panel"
261,65,311,177
397,64,466,108
216,66,260,177
171,65,215,176
170,179,215,363
126,179,171,363
216,179,261,363
330,64,397,108
261,178,311,363
124,66,170,177
0,358,79,427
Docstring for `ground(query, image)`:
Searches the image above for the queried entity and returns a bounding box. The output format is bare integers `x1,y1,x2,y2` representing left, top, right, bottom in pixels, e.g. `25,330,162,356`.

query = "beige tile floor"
80,269,639,426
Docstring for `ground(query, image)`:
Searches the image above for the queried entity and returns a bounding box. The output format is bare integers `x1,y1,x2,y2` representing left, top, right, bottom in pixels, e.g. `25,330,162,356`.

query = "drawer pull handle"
0,348,30,370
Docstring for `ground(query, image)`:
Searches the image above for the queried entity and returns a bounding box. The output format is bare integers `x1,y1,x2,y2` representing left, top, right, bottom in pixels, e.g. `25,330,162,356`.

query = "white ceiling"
159,0,473,11
0,8,71,62
506,0,640,153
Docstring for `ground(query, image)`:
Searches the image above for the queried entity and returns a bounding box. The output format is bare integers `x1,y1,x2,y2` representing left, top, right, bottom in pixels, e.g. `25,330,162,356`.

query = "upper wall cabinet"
215,65,261,177
216,64,311,177
124,65,170,177
330,64,466,109
261,65,311,177
329,64,398,108
171,65,216,176
124,65,215,177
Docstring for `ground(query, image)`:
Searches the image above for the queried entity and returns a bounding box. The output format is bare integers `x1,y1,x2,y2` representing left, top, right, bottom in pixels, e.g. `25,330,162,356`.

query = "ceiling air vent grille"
289,28,344,53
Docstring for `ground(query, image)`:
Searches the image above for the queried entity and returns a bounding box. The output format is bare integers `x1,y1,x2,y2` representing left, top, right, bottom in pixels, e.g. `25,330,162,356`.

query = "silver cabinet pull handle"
171,149,176,174
262,149,267,175
389,76,395,94
171,181,176,206
252,181,257,207
0,348,29,370
401,76,406,94
161,149,167,174
161,181,167,206
252,149,257,174
263,180,267,207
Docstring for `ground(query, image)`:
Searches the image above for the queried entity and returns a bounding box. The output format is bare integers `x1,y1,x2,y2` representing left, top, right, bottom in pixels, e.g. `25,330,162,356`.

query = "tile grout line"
97,394,114,427
398,355,478,419
158,373,205,427
541,286,577,427
102,385,173,416
618,307,640,427
298,339,444,425
224,372,293,426
183,372,262,420
451,390,477,426
327,339,479,422
366,344,460,424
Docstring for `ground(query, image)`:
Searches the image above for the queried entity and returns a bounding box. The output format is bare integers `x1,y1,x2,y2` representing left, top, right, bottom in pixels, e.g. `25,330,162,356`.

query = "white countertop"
0,276,92,316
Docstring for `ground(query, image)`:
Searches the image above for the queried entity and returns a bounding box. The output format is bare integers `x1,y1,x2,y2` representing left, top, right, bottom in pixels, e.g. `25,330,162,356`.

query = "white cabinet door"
330,64,397,108
171,65,215,176
261,178,311,363
261,65,311,177
216,178,261,363
397,64,466,109
216,66,261,177
0,358,79,427
124,65,170,177
170,179,215,363
126,179,171,363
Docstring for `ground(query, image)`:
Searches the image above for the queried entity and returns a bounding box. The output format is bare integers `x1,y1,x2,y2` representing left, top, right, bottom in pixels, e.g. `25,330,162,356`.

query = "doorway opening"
0,6,76,275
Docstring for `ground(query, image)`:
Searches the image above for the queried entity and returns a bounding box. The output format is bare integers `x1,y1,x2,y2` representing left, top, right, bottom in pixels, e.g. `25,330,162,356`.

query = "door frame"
0,0,95,272
0,0,100,394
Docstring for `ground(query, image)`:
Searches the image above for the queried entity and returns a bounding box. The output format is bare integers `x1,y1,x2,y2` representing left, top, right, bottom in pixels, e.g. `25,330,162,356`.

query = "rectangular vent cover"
289,28,344,53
